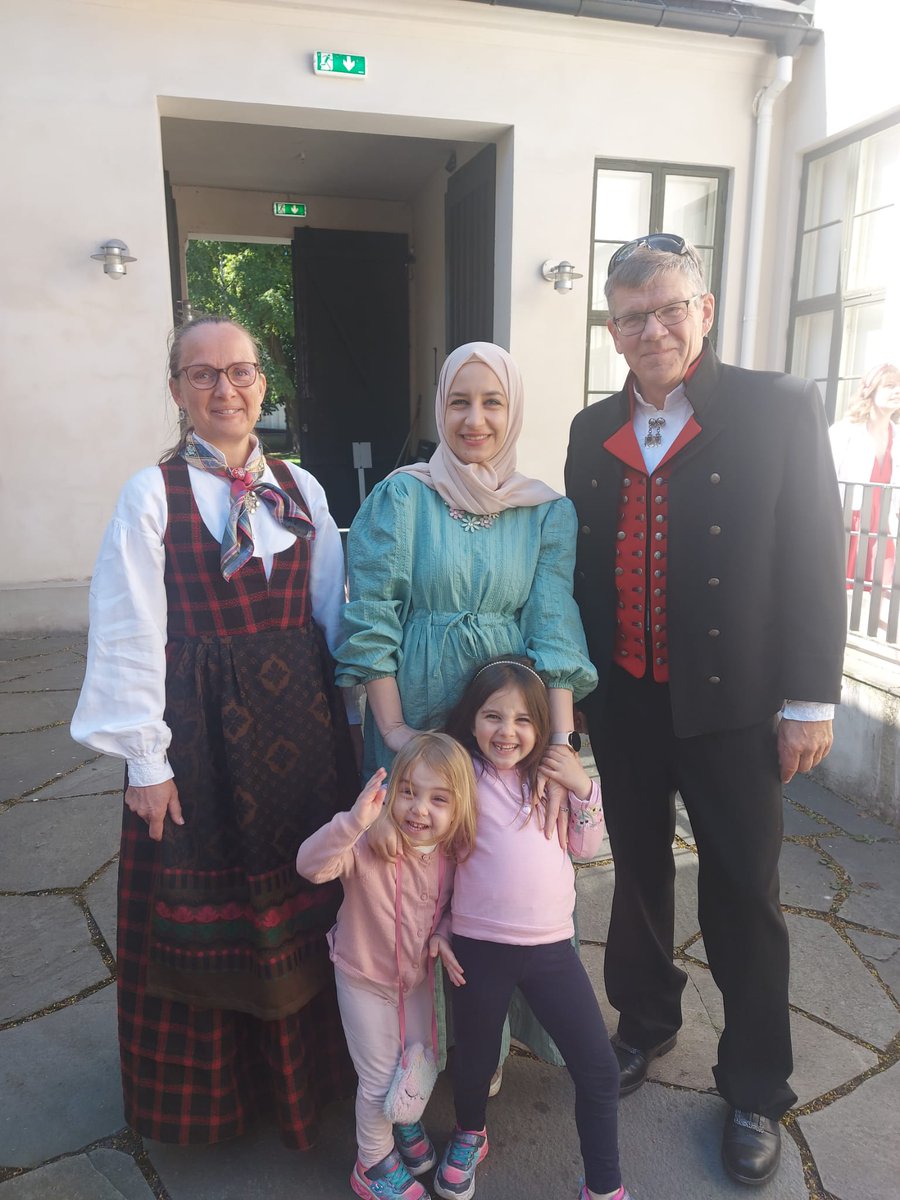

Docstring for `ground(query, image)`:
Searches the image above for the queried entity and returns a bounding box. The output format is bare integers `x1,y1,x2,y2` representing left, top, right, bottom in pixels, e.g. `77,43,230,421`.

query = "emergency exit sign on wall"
273,202,307,218
314,51,367,78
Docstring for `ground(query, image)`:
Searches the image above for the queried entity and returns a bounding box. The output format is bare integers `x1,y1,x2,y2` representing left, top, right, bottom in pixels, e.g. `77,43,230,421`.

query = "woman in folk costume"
72,315,359,1148
335,340,597,1071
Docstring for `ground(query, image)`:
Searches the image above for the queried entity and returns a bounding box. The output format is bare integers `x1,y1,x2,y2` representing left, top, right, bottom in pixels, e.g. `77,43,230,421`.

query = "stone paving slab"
783,912,898,1048
845,929,900,994
0,895,109,1023
0,985,123,1168
0,793,120,892
148,1054,810,1200
0,1150,155,1200
85,861,119,957
0,726,91,802
30,755,124,800
0,654,87,693
576,848,700,949
823,838,900,936
782,799,834,837
778,841,840,913
0,636,85,663
799,1060,900,1200
0,690,80,735
786,775,899,839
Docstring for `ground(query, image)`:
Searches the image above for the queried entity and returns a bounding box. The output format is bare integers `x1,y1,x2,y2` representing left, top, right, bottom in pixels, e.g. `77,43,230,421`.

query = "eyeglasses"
174,362,259,389
611,295,702,337
607,234,687,277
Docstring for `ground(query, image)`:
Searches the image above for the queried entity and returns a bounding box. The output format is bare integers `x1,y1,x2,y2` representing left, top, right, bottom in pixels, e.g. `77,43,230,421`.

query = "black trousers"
451,936,622,1194
589,665,797,1119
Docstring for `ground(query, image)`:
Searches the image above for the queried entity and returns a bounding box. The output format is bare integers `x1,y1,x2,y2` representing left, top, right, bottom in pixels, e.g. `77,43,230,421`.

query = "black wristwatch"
549,730,582,753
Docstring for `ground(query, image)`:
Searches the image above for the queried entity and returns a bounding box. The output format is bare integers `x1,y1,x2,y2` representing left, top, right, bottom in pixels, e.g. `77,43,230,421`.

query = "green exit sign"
273,202,307,218
314,50,367,78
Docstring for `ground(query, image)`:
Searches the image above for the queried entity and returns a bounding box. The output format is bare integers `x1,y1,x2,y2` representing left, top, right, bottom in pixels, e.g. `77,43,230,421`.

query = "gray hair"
604,239,707,308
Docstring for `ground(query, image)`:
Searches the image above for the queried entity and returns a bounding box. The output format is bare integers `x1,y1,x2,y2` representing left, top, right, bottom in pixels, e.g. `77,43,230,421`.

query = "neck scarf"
181,431,315,580
391,342,560,515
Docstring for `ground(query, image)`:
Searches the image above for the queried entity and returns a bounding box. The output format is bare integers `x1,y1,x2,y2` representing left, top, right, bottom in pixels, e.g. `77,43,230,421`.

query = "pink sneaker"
394,1121,437,1175
433,1127,488,1200
579,1187,635,1200
351,1150,430,1200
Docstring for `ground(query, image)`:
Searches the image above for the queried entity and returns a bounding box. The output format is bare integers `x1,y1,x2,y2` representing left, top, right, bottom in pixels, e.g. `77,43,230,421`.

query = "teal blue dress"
335,474,598,772
335,475,598,1068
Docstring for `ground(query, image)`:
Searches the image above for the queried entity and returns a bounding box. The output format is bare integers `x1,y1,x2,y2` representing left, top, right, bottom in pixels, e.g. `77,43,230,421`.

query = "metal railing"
838,481,900,647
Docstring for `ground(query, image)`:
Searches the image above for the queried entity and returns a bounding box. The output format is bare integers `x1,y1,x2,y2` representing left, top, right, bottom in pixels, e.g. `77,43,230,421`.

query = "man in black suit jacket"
564,235,845,1186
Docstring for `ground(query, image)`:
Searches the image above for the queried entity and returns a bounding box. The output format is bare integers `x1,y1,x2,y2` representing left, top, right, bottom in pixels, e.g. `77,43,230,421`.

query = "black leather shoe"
610,1033,677,1096
721,1108,781,1186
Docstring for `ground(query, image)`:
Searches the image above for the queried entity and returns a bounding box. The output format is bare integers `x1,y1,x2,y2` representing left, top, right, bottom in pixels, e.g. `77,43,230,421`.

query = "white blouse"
71,439,356,788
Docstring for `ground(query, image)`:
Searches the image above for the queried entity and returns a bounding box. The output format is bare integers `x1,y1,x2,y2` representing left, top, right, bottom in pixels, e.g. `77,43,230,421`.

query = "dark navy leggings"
450,936,621,1194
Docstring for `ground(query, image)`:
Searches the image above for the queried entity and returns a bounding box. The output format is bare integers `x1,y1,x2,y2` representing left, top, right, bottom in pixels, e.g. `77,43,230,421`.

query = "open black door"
292,228,411,528
445,143,496,349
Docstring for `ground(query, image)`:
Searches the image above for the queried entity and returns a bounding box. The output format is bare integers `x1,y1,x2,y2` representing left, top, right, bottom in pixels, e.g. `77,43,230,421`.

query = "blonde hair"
846,363,900,424
384,732,478,862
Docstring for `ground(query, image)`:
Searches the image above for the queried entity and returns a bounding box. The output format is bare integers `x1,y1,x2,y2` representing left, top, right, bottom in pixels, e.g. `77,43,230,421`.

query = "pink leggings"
335,970,433,1166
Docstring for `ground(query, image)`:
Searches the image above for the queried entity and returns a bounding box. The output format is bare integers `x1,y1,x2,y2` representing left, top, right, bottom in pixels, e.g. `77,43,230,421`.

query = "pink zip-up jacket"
451,766,604,945
296,809,454,1001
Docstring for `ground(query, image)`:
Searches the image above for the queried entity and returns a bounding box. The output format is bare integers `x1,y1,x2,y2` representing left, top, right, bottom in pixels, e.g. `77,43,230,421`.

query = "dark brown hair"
159,314,263,463
444,655,550,812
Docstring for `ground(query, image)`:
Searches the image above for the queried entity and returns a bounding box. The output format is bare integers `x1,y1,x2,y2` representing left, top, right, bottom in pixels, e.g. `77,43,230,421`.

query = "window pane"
805,146,851,228
833,377,858,423
593,170,652,240
791,310,833,380
663,176,718,247
856,122,900,213
797,224,842,299
847,207,894,291
840,301,887,379
591,240,623,310
588,324,624,394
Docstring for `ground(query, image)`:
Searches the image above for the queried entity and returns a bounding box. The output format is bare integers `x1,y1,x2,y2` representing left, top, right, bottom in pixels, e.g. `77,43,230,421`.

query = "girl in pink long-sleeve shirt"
296,732,477,1200
434,657,634,1200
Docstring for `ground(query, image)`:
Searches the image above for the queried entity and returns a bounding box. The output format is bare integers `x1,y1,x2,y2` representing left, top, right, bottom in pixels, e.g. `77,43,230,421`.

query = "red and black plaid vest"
160,456,312,638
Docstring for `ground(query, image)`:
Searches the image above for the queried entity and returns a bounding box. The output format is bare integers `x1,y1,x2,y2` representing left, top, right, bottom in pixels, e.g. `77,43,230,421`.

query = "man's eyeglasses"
611,295,702,338
174,362,260,389
607,234,687,277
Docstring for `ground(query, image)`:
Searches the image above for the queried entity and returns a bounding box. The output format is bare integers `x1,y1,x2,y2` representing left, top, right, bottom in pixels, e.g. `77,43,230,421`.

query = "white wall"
3,0,769,629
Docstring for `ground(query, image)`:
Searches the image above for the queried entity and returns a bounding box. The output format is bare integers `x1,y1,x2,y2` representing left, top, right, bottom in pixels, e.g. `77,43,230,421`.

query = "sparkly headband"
472,660,545,685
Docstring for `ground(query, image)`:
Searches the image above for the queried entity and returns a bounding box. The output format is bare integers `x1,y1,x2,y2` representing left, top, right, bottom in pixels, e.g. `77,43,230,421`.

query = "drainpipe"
740,54,793,368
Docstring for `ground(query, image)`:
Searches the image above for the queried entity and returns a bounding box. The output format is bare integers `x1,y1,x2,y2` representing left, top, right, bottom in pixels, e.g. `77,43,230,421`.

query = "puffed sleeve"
70,468,173,787
334,476,415,688
519,498,598,702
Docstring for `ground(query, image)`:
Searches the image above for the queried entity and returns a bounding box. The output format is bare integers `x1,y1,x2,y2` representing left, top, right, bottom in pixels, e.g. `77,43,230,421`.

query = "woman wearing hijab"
336,341,597,772
71,315,359,1150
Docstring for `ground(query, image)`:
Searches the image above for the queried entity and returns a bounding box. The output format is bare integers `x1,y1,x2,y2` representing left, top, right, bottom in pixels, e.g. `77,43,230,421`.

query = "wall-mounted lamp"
542,259,583,294
91,239,137,279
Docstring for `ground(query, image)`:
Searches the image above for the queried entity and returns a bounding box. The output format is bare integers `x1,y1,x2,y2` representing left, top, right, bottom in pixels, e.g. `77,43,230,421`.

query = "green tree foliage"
185,241,299,448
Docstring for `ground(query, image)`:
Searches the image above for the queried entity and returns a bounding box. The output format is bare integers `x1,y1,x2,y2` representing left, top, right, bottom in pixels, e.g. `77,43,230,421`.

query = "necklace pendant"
520,803,532,816
245,491,260,513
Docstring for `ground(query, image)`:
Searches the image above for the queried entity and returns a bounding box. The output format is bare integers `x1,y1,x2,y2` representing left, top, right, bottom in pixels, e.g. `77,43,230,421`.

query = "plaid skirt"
116,626,357,1146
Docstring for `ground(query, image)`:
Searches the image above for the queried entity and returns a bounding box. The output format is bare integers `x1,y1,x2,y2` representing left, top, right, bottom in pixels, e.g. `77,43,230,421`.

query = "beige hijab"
394,342,560,515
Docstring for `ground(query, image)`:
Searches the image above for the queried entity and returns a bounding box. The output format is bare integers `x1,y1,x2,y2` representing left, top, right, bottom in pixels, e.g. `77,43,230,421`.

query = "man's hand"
125,780,184,841
777,718,833,784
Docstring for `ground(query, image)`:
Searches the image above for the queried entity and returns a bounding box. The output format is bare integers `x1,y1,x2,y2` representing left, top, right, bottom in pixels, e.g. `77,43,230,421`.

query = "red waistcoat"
603,397,702,682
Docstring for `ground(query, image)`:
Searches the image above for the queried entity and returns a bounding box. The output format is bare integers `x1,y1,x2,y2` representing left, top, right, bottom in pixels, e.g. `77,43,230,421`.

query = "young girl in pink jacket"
296,732,478,1200
435,657,634,1200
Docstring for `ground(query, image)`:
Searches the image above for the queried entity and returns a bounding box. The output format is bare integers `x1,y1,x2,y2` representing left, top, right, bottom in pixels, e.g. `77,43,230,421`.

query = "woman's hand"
351,768,388,830
430,934,465,986
382,723,420,754
125,780,184,842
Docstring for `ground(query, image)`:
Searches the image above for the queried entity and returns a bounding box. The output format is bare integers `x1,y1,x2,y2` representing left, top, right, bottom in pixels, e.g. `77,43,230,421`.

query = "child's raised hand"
430,934,465,987
351,768,388,831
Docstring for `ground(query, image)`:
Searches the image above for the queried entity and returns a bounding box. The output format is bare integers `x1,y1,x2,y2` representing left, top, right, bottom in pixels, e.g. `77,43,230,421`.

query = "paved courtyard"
0,634,898,1200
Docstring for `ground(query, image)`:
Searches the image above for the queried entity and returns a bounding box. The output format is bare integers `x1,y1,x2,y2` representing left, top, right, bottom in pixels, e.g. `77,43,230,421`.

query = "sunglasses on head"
607,234,688,277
